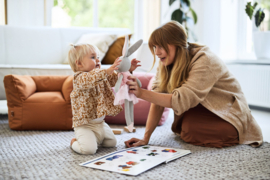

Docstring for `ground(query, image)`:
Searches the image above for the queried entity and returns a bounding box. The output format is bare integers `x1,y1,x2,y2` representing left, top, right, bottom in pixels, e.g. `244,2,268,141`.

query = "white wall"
192,0,222,57
143,0,160,41
160,0,240,61
7,0,53,27
135,0,161,42
134,0,144,41
219,0,238,60
160,0,179,25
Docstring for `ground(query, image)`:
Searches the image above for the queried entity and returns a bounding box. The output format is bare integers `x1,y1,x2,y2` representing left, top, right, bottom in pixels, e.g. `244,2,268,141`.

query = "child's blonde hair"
68,44,100,72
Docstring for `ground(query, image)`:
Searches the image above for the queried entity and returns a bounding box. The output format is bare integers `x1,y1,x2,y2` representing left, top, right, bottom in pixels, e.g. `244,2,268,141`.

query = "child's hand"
106,58,122,75
129,58,141,73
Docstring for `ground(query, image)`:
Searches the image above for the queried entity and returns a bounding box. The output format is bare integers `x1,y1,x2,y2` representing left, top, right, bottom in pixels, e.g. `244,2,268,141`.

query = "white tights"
71,117,116,155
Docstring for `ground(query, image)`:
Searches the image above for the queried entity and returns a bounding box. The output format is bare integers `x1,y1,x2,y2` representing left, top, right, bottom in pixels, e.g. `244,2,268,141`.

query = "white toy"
114,35,143,132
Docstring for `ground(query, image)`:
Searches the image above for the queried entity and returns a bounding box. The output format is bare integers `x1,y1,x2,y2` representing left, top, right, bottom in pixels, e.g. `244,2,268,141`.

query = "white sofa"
0,25,132,100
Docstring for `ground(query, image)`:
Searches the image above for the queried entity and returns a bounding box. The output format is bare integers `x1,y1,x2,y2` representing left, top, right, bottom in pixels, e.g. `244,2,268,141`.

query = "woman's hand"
129,58,141,72
127,75,142,98
124,138,148,148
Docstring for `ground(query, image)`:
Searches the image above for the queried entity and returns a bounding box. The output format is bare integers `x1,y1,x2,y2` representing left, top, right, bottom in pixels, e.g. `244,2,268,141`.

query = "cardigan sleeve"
74,69,107,90
107,71,118,87
171,61,218,116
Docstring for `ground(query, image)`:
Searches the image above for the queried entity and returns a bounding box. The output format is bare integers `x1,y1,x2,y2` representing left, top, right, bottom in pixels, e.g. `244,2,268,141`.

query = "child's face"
154,44,176,66
76,50,100,72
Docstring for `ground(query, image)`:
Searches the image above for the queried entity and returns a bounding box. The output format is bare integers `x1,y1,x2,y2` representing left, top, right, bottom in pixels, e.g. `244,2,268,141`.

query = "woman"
125,21,263,148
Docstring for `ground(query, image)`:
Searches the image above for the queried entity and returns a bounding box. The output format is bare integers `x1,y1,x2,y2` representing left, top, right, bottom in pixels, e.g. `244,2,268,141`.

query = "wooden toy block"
124,126,136,133
112,129,123,135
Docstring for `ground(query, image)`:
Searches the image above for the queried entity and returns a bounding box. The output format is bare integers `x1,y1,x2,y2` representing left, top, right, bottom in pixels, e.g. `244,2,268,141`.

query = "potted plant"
169,0,198,41
245,1,270,59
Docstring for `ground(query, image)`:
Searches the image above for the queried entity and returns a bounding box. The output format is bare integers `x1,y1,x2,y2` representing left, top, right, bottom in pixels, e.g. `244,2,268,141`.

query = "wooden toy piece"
112,129,123,135
124,126,136,133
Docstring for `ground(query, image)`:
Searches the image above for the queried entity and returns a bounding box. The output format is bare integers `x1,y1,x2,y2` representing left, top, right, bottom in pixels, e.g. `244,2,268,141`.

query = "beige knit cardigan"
154,46,263,147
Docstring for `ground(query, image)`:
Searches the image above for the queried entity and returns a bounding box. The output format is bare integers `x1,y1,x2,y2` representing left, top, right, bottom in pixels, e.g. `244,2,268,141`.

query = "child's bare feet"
70,138,76,147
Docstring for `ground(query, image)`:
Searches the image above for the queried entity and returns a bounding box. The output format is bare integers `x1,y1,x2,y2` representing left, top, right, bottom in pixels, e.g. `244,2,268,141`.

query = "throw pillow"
63,33,118,64
102,34,132,64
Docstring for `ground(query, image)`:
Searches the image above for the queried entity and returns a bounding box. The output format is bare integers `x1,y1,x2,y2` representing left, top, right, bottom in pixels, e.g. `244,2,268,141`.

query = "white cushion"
63,33,117,64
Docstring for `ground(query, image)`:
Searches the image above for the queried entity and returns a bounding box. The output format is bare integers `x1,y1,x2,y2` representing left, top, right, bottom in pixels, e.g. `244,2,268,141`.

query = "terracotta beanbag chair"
4,75,73,130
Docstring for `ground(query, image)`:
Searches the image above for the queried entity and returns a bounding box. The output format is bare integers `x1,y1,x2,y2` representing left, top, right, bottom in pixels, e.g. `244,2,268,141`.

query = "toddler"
68,43,134,155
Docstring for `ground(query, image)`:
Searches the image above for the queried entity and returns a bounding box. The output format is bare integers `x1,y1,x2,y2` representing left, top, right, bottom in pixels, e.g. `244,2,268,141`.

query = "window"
98,0,134,31
260,0,270,31
0,0,7,25
237,0,256,60
51,0,161,42
52,0,134,33
238,0,270,60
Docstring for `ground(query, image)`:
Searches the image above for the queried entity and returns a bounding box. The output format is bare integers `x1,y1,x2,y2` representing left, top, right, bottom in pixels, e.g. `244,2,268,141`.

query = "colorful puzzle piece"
162,149,177,153
118,165,132,170
94,162,105,165
147,153,159,156
151,150,157,152
140,159,146,161
126,161,139,165
122,166,131,169
126,161,134,165
162,149,170,152
142,146,150,149
127,150,137,154
106,155,123,161
118,165,128,168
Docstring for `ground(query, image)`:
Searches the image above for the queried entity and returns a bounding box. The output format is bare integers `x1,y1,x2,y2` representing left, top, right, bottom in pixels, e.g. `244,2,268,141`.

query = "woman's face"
154,44,176,66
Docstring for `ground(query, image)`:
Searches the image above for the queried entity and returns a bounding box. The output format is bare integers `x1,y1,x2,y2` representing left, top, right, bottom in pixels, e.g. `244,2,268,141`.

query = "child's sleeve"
107,71,118,87
74,69,107,90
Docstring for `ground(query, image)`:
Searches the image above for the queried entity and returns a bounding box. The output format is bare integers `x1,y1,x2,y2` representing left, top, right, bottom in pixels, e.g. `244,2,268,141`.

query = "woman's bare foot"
70,138,76,147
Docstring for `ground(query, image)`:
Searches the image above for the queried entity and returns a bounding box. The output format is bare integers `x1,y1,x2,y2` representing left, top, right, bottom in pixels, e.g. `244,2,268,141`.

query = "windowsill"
225,59,270,65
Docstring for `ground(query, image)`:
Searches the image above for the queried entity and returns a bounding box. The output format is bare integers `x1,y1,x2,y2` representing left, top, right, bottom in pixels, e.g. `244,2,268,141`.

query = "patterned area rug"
0,115,270,180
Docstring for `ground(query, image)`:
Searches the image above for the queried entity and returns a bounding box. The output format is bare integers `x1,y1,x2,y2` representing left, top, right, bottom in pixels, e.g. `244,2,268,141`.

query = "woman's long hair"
148,21,204,93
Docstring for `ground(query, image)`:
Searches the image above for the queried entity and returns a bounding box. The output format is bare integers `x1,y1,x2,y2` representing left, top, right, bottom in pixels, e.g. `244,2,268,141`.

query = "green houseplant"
245,1,270,59
245,2,265,29
169,0,198,41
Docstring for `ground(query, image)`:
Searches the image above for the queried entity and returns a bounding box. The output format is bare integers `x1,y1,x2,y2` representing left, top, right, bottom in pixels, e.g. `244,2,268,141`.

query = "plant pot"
253,31,270,59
